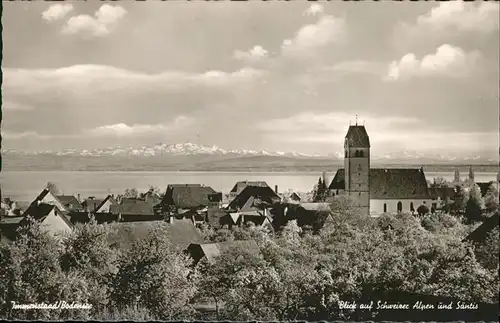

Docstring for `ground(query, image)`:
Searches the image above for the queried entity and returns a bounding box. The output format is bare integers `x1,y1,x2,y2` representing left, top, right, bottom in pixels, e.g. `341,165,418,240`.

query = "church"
328,123,432,217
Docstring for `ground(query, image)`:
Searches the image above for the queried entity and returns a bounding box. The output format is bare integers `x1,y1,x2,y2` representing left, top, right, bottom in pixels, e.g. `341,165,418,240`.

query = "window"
359,150,364,157
354,150,359,157
345,151,348,158
357,164,362,171
410,202,414,212
397,201,402,213
383,203,387,213
359,192,361,196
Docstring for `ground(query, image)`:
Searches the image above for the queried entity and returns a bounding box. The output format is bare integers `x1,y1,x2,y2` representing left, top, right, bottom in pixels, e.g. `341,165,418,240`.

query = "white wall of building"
370,199,433,217
40,210,72,238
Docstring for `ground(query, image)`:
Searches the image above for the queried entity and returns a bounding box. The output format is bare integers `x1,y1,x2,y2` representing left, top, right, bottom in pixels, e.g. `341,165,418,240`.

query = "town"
0,125,498,321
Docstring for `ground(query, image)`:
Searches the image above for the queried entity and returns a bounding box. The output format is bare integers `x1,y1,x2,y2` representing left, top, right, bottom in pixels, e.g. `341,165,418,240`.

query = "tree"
110,224,197,320
483,183,499,213
313,177,327,202
46,181,60,195
465,184,485,223
123,188,138,199
416,204,430,217
0,220,91,320
452,186,468,215
60,220,120,314
431,177,448,188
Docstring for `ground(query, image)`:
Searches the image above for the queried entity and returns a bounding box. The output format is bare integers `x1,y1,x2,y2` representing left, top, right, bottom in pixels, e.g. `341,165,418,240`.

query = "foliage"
451,185,469,215
473,227,500,271
431,177,448,188
313,177,328,202
0,221,91,320
46,181,60,195
465,184,485,223
483,183,499,213
60,220,120,313
123,188,139,199
109,224,197,320
94,304,156,321
417,204,430,216
1,195,498,321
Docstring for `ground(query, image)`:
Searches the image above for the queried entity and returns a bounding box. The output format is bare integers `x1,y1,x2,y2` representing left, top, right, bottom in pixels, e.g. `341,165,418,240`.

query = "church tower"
344,121,370,216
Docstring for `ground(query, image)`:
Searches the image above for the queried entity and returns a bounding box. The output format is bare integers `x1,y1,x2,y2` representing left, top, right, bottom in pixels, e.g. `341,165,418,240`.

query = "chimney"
275,185,278,194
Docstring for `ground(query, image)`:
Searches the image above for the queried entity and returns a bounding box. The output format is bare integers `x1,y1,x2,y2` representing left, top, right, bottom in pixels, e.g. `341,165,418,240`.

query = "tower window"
397,201,403,213
383,203,387,213
359,151,364,157
345,151,348,158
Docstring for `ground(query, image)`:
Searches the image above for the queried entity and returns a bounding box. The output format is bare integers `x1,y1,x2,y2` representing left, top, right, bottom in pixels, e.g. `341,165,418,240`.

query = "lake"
1,170,498,202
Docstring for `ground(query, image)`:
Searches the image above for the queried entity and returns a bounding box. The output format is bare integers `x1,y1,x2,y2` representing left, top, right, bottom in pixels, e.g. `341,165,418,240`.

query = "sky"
2,1,499,158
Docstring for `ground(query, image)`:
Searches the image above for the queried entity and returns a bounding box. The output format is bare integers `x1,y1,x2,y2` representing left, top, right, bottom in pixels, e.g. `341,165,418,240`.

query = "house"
94,195,118,213
289,192,302,203
108,218,204,251
55,195,83,212
139,190,162,206
160,184,222,224
326,123,432,217
429,186,456,211
20,203,73,239
110,200,161,222
23,189,68,215
81,197,104,212
228,186,281,211
281,202,332,231
229,181,271,197
186,239,261,265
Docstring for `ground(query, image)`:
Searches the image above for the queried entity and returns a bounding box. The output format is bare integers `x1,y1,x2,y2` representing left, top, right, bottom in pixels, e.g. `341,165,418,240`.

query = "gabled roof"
229,186,281,210
109,219,204,251
111,200,154,216
345,125,370,148
20,203,73,228
162,184,218,209
56,195,81,209
82,198,104,211
22,189,68,216
328,168,431,199
95,195,118,212
190,240,261,264
464,213,499,243
299,203,331,212
230,181,270,195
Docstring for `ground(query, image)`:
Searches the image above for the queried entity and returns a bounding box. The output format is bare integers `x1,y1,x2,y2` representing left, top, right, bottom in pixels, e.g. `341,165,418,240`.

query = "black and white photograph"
0,1,499,321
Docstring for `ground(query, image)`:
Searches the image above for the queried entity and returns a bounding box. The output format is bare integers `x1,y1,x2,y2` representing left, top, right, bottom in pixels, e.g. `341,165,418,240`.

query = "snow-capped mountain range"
1,142,496,163
2,143,324,158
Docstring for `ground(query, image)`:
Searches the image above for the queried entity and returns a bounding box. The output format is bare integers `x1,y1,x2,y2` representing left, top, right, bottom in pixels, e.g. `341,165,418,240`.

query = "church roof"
328,168,431,199
345,125,370,148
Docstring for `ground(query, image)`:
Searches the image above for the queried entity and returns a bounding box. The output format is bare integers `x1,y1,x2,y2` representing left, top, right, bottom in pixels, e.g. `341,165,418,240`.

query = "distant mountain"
1,143,497,171
1,143,327,159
